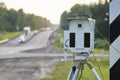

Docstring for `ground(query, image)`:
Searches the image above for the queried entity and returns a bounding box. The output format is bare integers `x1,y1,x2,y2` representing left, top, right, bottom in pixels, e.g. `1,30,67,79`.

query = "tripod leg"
87,62,101,80
67,66,79,80
72,67,79,80
67,68,73,80
91,68,101,80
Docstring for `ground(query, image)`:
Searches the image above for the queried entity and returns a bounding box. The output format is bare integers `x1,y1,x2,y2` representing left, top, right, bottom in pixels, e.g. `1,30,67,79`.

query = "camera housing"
64,15,95,53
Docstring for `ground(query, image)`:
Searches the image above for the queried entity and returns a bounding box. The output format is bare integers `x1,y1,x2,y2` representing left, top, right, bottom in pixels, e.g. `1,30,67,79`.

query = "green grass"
54,30,64,53
41,58,109,80
94,49,109,54
0,31,22,41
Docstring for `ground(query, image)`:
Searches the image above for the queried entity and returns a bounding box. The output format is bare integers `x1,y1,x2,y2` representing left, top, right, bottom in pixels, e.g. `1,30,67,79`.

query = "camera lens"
78,24,82,28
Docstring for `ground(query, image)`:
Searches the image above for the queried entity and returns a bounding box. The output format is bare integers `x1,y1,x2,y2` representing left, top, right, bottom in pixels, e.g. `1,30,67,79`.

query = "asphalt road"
0,27,58,56
0,27,62,80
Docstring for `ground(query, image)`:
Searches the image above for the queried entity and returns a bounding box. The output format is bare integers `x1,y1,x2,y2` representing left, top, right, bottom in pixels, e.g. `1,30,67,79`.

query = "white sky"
2,0,98,24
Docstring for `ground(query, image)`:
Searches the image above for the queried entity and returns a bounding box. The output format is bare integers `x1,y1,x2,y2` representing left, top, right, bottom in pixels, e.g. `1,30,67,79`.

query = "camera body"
64,15,95,53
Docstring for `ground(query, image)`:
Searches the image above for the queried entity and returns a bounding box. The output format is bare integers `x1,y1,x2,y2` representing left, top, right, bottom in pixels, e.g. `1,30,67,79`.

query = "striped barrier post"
110,0,120,79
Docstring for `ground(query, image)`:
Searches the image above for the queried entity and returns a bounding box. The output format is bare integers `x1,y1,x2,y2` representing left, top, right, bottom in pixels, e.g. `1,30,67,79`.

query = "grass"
0,31,22,41
94,49,109,54
41,58,109,80
54,29,64,53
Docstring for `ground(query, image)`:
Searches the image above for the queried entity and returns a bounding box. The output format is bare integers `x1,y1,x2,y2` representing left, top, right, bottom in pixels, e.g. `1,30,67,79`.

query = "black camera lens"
78,24,82,28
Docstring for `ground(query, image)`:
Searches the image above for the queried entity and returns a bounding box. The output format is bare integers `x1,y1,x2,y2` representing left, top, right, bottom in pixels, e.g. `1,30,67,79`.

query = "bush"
0,33,3,40
53,29,64,52
95,38,109,50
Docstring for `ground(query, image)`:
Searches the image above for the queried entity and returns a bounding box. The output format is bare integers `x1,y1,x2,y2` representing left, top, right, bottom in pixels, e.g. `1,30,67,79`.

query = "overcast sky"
2,0,98,24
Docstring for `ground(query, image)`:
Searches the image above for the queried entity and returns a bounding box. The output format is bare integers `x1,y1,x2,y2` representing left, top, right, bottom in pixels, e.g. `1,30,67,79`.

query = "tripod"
67,53,101,80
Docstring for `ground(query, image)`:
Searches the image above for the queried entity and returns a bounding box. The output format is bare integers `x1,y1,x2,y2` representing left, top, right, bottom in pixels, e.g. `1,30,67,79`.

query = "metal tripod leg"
67,67,73,80
68,61,101,80
72,67,79,80
67,60,84,80
87,62,101,80
67,66,80,80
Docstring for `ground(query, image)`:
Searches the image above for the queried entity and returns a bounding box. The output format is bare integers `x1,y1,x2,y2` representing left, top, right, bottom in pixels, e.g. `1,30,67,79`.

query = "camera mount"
67,53,101,80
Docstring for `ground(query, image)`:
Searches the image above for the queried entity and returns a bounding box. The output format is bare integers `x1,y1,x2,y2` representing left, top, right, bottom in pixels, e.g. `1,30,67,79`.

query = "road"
0,27,61,80
0,27,57,55
0,27,109,80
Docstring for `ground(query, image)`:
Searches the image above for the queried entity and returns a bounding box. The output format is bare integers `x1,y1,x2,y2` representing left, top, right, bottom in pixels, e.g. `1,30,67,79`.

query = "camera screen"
70,33,75,47
84,33,90,47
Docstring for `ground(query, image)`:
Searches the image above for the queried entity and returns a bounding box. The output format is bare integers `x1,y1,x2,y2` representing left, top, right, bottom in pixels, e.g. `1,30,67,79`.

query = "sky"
2,0,98,24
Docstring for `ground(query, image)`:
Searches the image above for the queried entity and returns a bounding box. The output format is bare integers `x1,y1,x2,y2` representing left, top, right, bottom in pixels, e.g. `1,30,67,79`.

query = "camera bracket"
67,53,101,80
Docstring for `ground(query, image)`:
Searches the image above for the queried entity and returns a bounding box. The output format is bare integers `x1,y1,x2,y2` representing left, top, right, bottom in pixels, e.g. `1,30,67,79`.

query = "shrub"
95,38,109,50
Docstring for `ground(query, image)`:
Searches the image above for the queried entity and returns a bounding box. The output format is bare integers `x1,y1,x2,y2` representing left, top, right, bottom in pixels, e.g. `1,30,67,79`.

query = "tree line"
0,8,51,32
60,1,109,40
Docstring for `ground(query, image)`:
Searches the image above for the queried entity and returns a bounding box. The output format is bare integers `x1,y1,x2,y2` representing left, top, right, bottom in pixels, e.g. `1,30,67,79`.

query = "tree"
69,4,92,17
0,8,52,32
0,7,7,32
6,9,18,31
17,9,25,30
90,2,109,40
60,11,68,30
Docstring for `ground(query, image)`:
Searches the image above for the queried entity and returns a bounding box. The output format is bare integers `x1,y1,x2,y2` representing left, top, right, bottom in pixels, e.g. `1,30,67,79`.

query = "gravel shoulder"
0,57,60,80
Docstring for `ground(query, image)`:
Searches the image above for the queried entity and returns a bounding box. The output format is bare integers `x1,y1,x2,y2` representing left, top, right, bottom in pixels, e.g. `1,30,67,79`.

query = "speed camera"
64,15,95,53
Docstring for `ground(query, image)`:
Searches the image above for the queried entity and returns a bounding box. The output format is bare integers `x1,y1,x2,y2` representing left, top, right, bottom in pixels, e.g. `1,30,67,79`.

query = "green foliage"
94,49,109,54
95,38,109,50
60,11,69,30
54,29,64,52
0,31,22,40
0,33,3,40
41,58,109,80
0,8,51,32
69,4,92,17
91,3,109,40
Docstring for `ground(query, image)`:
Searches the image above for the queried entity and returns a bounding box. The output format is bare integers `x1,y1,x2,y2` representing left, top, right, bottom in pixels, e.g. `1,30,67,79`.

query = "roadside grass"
53,29,64,53
54,36,64,53
94,48,109,54
0,31,22,41
41,58,109,80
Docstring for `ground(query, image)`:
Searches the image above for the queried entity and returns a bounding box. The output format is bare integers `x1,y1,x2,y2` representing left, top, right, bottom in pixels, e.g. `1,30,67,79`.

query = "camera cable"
95,27,120,54
94,27,110,80
65,39,69,47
